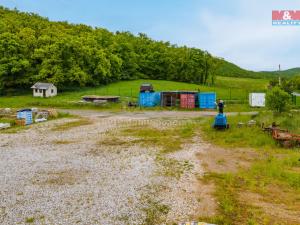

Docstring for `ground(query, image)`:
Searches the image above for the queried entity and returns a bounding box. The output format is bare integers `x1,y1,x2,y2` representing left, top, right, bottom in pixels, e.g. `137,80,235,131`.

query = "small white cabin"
31,82,57,98
249,93,265,107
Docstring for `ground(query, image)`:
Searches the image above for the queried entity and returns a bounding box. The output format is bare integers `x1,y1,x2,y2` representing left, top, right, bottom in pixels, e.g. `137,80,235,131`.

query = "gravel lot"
0,111,214,225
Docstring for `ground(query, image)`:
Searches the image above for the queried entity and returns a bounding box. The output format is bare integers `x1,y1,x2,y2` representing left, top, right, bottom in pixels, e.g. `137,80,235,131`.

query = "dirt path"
0,111,220,225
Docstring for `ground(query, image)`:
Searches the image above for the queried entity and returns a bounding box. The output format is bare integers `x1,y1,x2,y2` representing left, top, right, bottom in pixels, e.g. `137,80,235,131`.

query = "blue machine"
213,113,229,129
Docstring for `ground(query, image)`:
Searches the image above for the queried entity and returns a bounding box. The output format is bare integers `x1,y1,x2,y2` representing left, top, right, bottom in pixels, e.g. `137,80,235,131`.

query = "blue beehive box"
139,92,161,107
199,92,216,109
17,109,33,125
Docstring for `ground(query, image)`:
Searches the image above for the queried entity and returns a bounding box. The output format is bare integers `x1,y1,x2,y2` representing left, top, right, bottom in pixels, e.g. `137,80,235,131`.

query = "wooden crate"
15,119,26,126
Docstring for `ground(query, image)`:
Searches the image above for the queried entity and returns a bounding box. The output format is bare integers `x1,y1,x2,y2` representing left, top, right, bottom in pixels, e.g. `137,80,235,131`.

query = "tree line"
0,7,218,94
269,76,300,93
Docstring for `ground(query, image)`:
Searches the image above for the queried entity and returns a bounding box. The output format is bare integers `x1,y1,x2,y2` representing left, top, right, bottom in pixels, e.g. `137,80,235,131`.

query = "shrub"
266,86,291,113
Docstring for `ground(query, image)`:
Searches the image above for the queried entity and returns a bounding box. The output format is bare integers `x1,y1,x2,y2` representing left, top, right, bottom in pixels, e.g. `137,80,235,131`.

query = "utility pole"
278,64,281,86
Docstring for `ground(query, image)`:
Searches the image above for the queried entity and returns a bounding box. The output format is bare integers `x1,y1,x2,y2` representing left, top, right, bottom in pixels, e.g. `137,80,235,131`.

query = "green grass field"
199,112,300,224
296,96,300,106
203,112,300,148
0,77,269,110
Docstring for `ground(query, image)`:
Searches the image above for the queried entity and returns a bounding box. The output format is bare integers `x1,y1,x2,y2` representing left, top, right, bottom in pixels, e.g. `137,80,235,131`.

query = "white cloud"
199,14,299,70
147,0,300,71
199,1,300,71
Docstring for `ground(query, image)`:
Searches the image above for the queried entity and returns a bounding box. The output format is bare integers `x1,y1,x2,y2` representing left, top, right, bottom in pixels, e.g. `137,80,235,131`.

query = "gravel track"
0,112,213,225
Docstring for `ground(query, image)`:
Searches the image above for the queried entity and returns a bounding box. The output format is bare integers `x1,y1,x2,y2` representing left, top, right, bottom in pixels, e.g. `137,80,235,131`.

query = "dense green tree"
0,6,218,93
269,76,300,93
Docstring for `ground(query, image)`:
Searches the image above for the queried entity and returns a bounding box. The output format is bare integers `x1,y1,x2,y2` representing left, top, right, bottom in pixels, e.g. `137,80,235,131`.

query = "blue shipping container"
199,93,216,109
17,109,33,125
139,92,161,107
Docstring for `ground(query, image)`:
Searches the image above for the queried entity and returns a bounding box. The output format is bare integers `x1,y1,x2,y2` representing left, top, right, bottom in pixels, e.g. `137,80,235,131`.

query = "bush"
266,86,291,113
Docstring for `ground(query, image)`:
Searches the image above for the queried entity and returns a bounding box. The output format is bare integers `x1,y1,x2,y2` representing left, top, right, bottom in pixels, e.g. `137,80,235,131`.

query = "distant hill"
217,59,300,79
262,67,300,78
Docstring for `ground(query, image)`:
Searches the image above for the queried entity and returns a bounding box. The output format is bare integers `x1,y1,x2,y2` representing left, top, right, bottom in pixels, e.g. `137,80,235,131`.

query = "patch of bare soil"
240,191,300,224
196,141,300,224
196,144,259,174
32,169,89,186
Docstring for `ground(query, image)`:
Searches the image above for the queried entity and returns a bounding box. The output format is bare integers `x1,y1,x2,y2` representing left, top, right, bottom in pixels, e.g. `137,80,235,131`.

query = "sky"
0,0,300,71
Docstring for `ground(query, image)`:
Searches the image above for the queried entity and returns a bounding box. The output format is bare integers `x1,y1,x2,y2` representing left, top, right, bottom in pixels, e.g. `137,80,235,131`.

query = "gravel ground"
0,112,212,225
162,135,216,223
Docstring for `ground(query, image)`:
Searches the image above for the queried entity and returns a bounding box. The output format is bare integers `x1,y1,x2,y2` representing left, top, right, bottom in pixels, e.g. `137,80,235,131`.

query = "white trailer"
249,93,265,107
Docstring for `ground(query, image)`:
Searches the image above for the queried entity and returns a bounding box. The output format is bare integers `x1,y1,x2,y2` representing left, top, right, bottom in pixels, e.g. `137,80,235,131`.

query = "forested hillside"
0,6,299,94
263,67,300,77
0,6,220,93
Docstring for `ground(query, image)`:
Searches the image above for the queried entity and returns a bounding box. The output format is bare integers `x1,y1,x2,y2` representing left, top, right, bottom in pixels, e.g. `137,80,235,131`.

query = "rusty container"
180,94,195,109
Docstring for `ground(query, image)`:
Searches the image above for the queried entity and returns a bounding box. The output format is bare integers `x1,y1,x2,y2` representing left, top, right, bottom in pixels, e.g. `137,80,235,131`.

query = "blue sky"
1,0,300,71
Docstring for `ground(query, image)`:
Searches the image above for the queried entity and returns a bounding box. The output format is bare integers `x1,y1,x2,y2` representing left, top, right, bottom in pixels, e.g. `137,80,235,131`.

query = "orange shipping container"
180,94,195,109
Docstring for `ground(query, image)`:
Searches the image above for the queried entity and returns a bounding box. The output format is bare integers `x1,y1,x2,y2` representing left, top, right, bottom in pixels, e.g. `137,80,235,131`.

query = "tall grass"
202,112,300,149
256,111,300,133
202,114,276,148
200,112,300,224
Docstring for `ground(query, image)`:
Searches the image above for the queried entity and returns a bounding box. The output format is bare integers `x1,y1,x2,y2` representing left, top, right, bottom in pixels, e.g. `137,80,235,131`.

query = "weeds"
52,140,75,145
98,136,130,147
244,154,300,190
121,122,197,153
32,170,82,186
25,217,35,223
200,154,300,224
51,118,92,131
199,172,264,225
199,113,300,223
155,155,193,179
202,114,276,148
141,195,170,225
257,111,300,133
0,126,29,134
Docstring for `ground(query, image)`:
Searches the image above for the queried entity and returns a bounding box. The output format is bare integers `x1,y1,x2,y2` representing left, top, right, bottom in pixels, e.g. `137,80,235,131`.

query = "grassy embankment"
199,112,300,224
0,77,269,111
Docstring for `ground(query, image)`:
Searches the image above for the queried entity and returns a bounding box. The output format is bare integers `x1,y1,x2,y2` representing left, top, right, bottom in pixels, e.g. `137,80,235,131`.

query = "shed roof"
17,108,32,112
292,92,300,97
31,82,55,90
161,91,198,94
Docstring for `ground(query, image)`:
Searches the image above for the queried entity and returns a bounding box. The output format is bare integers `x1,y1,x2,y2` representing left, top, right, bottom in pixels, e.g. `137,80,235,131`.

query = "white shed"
31,82,57,98
249,93,265,107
